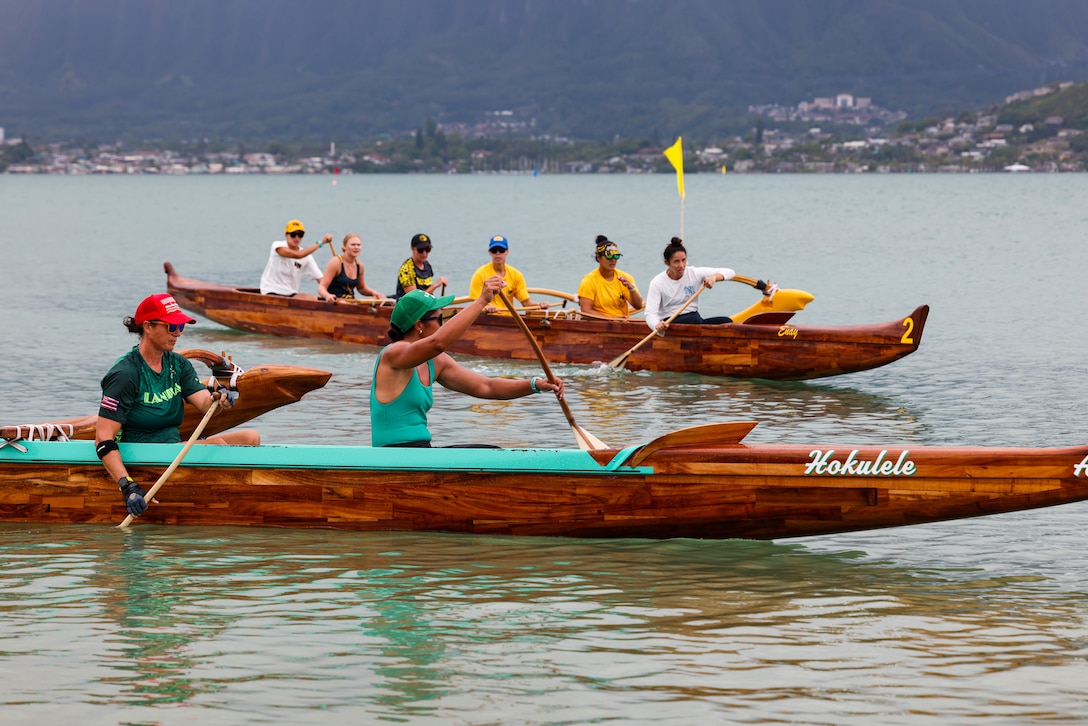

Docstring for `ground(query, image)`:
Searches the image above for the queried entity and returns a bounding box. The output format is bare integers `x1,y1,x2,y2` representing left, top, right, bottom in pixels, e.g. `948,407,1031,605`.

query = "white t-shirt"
644,265,735,330
259,240,324,295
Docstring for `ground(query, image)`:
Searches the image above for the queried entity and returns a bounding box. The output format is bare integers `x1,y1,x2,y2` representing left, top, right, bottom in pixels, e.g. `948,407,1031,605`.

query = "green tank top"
370,349,435,447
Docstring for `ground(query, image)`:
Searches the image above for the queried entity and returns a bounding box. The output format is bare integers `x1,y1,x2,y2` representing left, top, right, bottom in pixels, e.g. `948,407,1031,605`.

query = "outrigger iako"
3,421,1086,540
165,263,928,381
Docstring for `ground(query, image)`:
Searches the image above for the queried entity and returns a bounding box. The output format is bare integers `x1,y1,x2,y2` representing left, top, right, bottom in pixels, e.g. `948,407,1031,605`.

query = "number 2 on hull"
901,316,914,344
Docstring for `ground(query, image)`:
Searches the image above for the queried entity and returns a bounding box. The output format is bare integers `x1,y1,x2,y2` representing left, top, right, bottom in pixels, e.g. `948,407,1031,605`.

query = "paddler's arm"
94,417,128,483
316,257,342,303
436,356,564,400
355,262,387,300
621,278,643,312
95,416,152,517
382,276,502,370
187,387,235,414
424,276,449,294
644,283,664,331
277,234,331,259
518,294,549,311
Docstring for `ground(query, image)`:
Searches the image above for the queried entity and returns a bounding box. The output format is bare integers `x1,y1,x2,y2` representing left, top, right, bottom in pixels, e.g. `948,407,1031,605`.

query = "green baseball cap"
391,289,455,331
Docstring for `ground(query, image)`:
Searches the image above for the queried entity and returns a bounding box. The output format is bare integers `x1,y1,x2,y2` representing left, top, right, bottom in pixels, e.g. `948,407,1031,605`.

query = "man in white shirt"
259,219,333,298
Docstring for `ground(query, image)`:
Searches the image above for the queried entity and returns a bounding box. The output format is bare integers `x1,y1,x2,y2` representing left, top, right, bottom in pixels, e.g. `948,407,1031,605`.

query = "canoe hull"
0,349,332,442
3,436,1086,540
165,263,927,380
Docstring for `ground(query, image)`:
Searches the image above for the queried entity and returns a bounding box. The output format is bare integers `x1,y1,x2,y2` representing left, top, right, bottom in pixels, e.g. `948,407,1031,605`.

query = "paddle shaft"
608,284,706,368
496,291,568,417
496,290,605,450
117,399,219,528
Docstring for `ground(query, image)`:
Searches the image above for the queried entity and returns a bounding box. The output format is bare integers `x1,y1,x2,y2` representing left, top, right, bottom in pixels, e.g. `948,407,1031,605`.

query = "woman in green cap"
370,275,564,447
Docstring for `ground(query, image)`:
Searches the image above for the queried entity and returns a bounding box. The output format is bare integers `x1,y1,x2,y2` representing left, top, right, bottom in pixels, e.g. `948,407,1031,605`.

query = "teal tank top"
370,349,435,446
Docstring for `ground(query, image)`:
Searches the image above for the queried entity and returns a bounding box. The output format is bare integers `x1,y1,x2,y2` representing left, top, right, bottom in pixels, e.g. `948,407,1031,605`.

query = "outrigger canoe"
2,421,1086,540
0,349,331,442
165,263,928,381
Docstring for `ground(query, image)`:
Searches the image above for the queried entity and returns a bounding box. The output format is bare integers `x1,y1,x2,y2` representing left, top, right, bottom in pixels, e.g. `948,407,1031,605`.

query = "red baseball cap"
134,294,196,325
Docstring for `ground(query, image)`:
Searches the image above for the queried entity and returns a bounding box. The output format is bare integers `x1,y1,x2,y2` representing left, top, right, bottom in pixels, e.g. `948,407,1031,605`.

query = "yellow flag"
663,137,685,198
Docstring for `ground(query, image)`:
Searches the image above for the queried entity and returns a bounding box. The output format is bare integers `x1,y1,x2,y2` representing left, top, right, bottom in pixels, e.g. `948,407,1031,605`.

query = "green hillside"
2,0,1088,142
998,82,1088,128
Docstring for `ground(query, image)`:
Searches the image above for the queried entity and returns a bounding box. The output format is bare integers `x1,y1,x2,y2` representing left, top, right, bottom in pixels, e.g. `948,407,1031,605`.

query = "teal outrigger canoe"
4,422,1088,540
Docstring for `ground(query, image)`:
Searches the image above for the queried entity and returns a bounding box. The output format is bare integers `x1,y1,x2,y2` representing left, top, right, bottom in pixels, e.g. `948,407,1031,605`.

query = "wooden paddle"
607,285,706,369
496,290,608,451
117,399,219,528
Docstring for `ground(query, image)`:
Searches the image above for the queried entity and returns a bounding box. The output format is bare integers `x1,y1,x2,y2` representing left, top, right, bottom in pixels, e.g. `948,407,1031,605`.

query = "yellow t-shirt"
577,268,639,317
468,263,530,314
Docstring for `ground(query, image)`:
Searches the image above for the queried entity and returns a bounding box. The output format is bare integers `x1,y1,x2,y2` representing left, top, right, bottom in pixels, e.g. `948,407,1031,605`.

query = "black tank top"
328,255,359,298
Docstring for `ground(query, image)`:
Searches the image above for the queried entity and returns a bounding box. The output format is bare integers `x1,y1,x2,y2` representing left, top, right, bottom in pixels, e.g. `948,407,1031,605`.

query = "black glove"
207,385,238,408
118,476,148,517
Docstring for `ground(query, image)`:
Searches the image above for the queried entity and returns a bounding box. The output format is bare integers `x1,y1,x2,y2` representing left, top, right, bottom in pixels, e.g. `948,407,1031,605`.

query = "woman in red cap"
94,293,260,517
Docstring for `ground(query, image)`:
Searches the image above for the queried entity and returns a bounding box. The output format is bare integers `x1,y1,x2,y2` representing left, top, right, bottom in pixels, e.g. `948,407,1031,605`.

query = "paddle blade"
606,351,631,369
572,423,609,451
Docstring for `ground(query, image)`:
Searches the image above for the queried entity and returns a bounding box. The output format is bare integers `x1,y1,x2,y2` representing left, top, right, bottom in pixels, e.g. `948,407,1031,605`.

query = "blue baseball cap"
488,235,509,251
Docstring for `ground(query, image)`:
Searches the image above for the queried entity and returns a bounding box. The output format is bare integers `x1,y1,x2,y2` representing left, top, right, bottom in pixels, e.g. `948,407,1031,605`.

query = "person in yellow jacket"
467,235,549,314
577,235,643,318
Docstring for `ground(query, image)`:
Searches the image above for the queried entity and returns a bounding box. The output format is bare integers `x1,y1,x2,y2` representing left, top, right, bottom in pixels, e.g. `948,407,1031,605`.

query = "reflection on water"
2,524,1087,724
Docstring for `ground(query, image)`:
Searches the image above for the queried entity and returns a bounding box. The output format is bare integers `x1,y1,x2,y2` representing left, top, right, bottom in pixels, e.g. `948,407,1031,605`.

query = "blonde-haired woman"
317,233,387,303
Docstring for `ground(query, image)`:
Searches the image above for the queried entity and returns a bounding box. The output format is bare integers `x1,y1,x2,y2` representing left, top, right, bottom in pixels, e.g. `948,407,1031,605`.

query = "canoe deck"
165,263,928,381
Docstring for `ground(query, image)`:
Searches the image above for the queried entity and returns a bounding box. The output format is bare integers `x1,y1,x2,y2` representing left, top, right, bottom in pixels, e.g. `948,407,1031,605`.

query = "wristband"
118,475,135,491
530,376,541,394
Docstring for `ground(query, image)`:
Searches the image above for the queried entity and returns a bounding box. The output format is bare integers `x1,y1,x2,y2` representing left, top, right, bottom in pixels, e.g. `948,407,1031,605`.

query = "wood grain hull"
0,349,332,442
3,427,1086,540
165,263,927,381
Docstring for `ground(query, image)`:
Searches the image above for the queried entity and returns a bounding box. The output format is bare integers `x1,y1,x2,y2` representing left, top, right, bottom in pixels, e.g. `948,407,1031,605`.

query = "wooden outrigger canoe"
2,422,1086,540
0,349,332,442
165,263,929,381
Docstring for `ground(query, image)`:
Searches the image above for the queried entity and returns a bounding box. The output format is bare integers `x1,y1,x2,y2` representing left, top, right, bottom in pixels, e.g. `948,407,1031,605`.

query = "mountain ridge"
3,0,1088,142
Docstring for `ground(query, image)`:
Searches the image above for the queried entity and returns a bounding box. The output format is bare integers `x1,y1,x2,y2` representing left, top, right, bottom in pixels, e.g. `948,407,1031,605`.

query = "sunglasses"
288,231,305,239
421,314,443,326
603,253,622,260
489,247,507,254
416,246,432,253
149,321,186,333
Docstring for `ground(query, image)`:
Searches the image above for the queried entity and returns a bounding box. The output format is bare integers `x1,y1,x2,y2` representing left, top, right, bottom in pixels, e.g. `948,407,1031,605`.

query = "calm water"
1,174,1087,723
